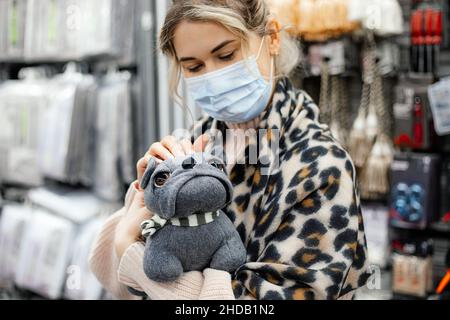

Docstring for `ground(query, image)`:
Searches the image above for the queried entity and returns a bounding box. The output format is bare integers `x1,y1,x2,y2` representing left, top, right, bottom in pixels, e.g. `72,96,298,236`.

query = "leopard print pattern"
192,77,369,300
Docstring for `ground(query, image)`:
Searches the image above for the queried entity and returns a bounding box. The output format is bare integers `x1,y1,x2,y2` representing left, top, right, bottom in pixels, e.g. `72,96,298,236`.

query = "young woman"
89,0,369,300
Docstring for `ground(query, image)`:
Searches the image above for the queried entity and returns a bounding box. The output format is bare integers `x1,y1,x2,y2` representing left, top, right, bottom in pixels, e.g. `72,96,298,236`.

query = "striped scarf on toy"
140,211,221,238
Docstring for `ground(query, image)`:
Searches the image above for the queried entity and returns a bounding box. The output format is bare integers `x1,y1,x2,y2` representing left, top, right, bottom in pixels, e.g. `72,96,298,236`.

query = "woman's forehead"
172,20,239,58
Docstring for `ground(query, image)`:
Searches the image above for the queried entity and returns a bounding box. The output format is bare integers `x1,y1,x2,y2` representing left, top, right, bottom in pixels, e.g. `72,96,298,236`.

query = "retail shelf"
0,53,135,66
431,222,450,234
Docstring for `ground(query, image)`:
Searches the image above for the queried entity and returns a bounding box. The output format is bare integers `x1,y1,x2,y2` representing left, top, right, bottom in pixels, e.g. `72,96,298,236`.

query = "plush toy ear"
140,157,157,190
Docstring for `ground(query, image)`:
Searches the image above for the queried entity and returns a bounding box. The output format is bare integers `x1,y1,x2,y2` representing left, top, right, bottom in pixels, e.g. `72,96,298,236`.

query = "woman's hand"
114,191,151,259
115,134,210,258
136,134,209,190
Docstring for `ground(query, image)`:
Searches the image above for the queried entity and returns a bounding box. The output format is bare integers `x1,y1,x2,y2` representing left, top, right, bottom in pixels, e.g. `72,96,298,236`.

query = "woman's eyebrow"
210,39,235,53
178,39,236,62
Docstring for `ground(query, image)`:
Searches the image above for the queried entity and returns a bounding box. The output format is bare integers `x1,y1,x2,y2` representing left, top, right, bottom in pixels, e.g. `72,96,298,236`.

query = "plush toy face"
140,153,233,219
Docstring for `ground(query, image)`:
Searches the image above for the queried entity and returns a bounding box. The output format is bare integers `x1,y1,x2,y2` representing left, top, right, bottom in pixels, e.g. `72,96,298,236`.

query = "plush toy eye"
209,160,225,171
154,172,170,187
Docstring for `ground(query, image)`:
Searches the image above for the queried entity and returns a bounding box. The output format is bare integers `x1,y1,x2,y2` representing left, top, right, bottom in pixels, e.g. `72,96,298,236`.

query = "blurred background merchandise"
0,0,449,300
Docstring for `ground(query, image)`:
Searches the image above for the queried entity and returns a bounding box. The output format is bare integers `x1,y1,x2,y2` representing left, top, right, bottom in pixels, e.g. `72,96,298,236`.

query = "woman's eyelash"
186,51,235,73
188,65,203,72
219,52,234,60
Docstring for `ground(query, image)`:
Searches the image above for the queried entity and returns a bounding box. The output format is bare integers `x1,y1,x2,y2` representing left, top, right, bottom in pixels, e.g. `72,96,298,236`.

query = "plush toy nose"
182,156,196,169
175,176,228,217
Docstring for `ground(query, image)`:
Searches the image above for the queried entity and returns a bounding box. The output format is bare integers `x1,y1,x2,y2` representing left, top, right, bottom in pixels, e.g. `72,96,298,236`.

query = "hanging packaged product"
389,152,441,230
64,217,106,300
361,204,390,268
393,73,437,150
438,157,450,225
0,204,32,285
93,70,135,202
27,186,106,225
111,0,137,66
427,77,450,136
37,63,97,184
410,2,443,75
2,0,136,62
392,242,433,298
21,185,116,299
348,0,403,36
0,69,48,187
432,239,450,291
0,0,8,59
0,0,27,60
14,207,75,299
307,38,360,77
24,0,66,60
268,0,361,41
376,39,401,76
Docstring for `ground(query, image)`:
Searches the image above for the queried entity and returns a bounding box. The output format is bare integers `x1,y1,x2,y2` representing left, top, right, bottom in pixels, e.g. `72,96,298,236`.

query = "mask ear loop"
247,34,272,81
255,35,267,61
269,51,274,85
259,37,275,85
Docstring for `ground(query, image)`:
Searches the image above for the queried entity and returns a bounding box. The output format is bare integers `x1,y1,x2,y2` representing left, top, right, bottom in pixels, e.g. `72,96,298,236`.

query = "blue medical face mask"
184,37,274,123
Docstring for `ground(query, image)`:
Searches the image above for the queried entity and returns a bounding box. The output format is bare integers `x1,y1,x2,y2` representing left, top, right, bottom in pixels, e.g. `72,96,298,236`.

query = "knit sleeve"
116,243,235,300
231,151,368,300
88,181,140,300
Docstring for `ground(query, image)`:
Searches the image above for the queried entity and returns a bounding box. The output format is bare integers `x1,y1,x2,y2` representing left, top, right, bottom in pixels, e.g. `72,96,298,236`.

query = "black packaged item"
439,134,450,153
393,74,437,151
389,152,441,229
432,239,450,288
440,157,450,221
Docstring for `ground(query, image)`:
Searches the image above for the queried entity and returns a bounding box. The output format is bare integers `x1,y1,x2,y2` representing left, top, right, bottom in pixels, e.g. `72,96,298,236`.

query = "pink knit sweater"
88,181,237,300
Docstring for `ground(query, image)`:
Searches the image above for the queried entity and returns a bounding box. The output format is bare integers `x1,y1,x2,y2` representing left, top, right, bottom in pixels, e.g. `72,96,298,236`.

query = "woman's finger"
129,191,146,211
193,134,210,152
149,141,174,161
130,192,153,219
160,135,185,157
179,138,195,154
136,155,151,182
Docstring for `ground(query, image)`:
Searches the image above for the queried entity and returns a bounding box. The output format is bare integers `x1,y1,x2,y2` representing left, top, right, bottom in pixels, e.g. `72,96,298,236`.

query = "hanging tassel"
348,80,372,168
365,102,379,143
348,107,370,168
329,75,345,145
359,43,394,199
318,60,331,125
360,134,392,198
338,77,351,148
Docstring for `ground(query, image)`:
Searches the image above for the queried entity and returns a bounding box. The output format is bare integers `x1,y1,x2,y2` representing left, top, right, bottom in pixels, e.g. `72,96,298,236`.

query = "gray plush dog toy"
139,152,247,282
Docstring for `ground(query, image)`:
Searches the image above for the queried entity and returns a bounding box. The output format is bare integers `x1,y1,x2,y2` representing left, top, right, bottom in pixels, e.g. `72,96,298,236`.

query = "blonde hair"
159,0,301,99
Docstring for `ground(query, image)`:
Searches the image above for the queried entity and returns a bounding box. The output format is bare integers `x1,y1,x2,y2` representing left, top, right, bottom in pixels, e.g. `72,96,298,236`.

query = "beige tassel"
365,103,379,144
348,107,370,168
360,134,393,199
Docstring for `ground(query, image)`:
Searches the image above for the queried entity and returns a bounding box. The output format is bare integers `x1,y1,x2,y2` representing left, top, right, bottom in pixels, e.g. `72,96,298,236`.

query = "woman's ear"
141,157,157,190
267,18,281,56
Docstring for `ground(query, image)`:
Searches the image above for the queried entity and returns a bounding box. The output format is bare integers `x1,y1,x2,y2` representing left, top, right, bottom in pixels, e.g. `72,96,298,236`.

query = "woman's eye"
219,52,234,61
154,172,170,187
187,64,203,73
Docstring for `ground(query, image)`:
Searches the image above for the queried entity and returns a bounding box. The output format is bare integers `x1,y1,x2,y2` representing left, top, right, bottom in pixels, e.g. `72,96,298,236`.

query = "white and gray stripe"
140,211,221,238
